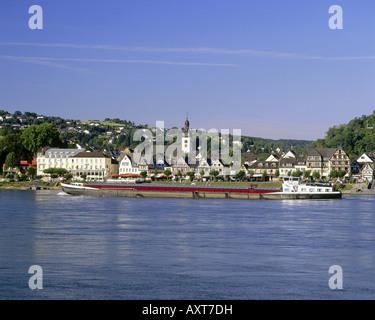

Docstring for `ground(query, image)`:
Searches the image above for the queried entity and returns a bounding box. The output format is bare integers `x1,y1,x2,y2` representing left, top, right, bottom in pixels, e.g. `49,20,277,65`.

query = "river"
0,190,374,300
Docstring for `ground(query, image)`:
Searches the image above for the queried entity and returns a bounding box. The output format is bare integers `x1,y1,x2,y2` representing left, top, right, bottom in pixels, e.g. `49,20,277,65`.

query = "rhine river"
1,189,375,300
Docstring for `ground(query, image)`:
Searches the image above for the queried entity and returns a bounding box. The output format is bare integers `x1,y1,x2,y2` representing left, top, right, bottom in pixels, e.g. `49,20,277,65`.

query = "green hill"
312,111,375,160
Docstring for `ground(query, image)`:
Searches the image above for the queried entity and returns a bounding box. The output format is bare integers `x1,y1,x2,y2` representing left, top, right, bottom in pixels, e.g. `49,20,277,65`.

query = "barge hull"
61,184,341,200
61,184,268,200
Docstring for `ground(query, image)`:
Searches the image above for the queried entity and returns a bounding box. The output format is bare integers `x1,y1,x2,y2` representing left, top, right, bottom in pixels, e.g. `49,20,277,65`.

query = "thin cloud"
0,55,95,74
1,42,374,61
0,54,237,68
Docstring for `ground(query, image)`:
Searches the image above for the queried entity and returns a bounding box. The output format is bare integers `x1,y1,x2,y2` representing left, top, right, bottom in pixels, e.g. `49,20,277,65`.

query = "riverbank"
0,181,61,190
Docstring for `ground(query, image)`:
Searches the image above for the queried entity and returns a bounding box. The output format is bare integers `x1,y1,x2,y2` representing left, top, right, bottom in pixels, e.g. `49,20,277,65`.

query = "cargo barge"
60,176,342,200
60,182,280,200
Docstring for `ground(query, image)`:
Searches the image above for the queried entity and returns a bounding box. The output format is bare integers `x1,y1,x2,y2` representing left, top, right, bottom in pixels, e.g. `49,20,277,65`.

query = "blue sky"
0,0,374,140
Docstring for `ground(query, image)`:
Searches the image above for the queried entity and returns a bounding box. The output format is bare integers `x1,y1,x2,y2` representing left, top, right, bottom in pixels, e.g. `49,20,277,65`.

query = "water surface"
0,190,374,299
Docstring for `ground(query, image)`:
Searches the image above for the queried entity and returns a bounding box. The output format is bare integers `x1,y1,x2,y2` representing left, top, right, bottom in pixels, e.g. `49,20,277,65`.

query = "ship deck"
85,183,280,194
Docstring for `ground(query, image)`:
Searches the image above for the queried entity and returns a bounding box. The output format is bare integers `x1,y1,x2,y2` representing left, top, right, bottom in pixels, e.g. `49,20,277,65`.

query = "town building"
117,152,140,178
68,151,113,181
147,155,169,178
171,156,191,176
210,159,228,177
362,164,375,182
351,153,375,181
247,160,278,181
356,152,375,166
196,157,212,178
306,147,350,177
37,148,86,176
294,153,307,173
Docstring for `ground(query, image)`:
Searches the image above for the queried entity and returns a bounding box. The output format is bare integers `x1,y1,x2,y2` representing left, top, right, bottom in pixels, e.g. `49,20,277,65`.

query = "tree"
140,171,148,179
292,170,302,177
262,170,268,182
330,170,338,179
275,169,280,178
64,173,73,180
21,123,66,155
27,167,36,179
236,170,246,181
0,133,31,165
209,169,219,181
249,170,255,180
337,170,346,179
5,152,19,168
177,170,183,179
199,169,205,179
187,171,195,182
304,170,311,179
312,172,321,180
44,168,67,176
163,169,171,181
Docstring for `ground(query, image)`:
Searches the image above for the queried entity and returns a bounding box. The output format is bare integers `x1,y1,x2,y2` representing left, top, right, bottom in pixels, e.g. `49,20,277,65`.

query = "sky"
0,0,374,140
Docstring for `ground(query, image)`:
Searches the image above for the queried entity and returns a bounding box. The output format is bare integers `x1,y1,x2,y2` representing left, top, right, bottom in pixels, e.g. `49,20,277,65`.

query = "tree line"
312,111,375,160
0,123,66,173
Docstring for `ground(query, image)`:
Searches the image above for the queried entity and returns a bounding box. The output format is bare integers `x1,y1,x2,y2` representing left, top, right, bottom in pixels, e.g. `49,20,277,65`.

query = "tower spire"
184,113,190,131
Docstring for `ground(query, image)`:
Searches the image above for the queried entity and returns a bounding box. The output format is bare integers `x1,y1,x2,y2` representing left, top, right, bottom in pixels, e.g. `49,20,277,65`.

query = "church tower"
184,116,190,132
182,115,191,155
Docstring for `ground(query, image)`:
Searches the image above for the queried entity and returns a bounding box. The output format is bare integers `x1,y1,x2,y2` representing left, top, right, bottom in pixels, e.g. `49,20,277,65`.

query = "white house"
362,164,374,182
196,158,212,178
118,153,139,177
265,154,280,162
210,159,230,177
357,152,375,165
